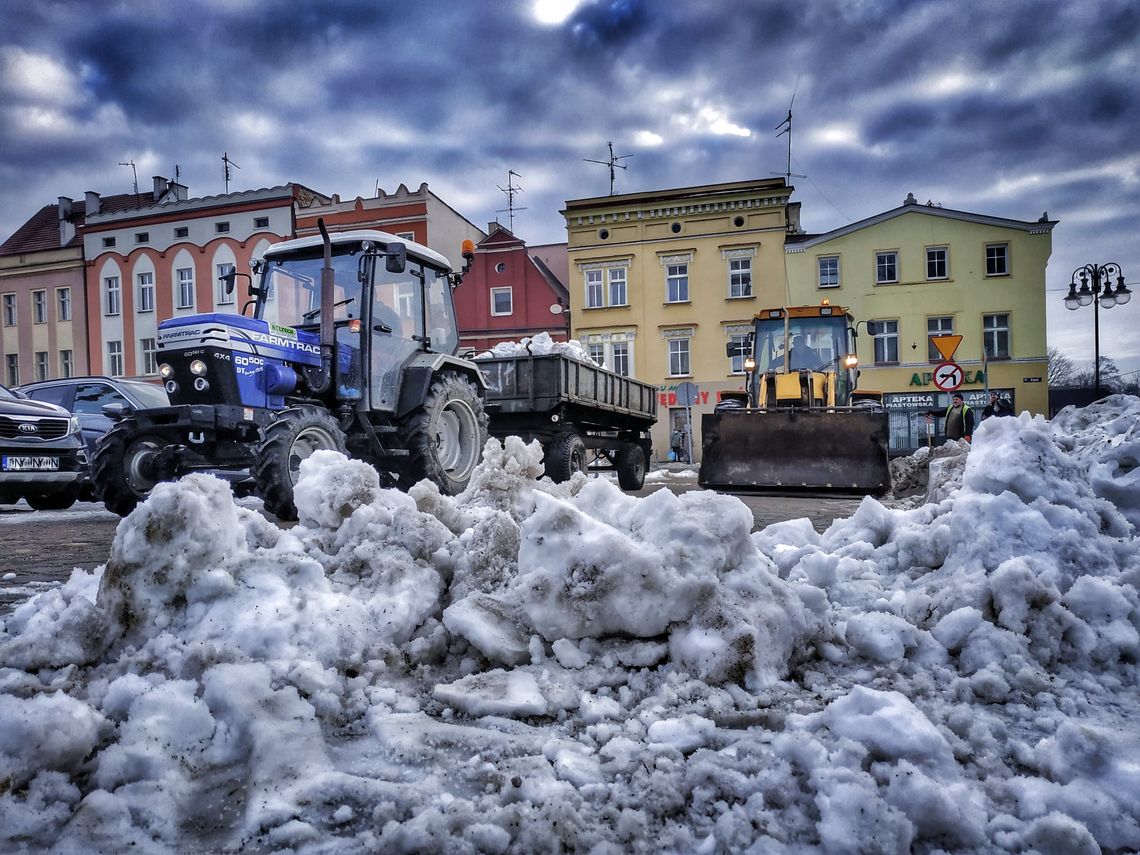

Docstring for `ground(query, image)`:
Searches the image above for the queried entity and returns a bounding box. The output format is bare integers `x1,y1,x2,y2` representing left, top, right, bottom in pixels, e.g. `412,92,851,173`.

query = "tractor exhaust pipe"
311,218,336,395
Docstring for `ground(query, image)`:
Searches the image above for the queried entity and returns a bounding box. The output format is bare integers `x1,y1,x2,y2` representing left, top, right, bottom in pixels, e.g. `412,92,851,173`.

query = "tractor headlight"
159,363,175,379
189,359,208,376
193,377,210,391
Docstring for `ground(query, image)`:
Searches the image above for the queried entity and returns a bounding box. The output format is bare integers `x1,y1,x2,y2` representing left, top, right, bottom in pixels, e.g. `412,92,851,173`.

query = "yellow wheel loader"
698,303,891,495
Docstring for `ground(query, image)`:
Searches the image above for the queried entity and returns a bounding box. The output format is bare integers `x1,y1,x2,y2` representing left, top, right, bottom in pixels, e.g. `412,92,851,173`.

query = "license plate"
2,456,60,471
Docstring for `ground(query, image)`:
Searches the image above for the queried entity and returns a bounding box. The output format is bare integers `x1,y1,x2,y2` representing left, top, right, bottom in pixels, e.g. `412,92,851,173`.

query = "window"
818,256,840,288
177,267,195,309
254,217,269,229
728,258,752,298
872,320,899,364
986,243,1009,276
609,267,627,306
5,354,18,386
102,236,116,248
612,341,629,376
875,251,898,284
729,333,750,374
215,221,230,234
32,290,47,324
668,338,690,377
395,231,415,241
135,232,149,244
34,351,49,381
587,343,605,366
3,293,15,326
216,263,235,305
57,287,71,321
983,313,1010,358
490,286,513,316
105,276,121,316
495,262,507,274
107,341,124,376
926,247,948,280
140,338,157,375
585,270,603,309
927,317,954,362
666,263,689,303
137,272,155,312
60,350,73,378
74,382,125,415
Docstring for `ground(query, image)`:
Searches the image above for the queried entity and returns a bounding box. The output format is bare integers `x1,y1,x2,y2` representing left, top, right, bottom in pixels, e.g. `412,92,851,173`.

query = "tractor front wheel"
92,419,166,516
254,406,347,521
399,372,487,495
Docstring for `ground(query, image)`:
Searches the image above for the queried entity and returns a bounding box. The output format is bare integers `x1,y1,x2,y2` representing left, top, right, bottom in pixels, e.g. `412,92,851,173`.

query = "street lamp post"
1063,263,1131,398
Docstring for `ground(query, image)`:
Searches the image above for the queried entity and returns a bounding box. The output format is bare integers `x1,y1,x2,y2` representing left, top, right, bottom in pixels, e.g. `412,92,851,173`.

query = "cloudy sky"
2,0,1137,375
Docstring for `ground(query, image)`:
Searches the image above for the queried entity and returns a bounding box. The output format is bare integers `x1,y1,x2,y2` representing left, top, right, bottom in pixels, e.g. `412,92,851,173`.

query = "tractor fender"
395,353,486,418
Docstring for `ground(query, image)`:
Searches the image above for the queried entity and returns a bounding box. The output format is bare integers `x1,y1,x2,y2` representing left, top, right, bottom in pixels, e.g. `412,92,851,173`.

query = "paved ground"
0,470,876,615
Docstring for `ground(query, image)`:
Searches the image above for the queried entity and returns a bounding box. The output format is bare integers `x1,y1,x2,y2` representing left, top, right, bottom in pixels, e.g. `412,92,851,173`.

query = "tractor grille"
0,415,71,440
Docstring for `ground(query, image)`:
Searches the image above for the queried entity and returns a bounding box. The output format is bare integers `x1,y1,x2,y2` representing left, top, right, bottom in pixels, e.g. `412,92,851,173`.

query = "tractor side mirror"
385,243,406,274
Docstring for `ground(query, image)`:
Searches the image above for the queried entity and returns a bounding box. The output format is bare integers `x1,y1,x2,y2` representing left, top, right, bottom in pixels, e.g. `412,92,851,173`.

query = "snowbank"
0,396,1137,852
474,331,599,365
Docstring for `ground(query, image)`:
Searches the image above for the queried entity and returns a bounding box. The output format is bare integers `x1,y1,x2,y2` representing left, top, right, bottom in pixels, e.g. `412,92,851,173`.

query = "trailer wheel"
399,372,487,495
255,406,347,521
25,487,79,511
545,432,587,482
616,444,647,490
92,419,165,516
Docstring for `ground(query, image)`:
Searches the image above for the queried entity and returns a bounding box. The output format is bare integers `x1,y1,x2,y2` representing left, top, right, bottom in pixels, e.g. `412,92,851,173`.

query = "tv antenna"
496,170,527,232
585,141,632,195
118,160,139,206
771,79,806,185
222,152,241,193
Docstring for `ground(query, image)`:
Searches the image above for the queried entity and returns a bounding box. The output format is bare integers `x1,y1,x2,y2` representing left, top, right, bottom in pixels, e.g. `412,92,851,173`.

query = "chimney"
153,175,169,201
169,180,189,201
85,191,102,216
57,197,75,245
904,192,917,205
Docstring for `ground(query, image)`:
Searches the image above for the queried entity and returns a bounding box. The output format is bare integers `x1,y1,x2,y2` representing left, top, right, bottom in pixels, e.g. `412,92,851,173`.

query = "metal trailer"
476,353,657,489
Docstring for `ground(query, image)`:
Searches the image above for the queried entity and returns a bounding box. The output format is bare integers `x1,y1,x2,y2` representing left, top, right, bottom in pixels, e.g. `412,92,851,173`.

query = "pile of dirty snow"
0,396,1137,853
475,330,598,365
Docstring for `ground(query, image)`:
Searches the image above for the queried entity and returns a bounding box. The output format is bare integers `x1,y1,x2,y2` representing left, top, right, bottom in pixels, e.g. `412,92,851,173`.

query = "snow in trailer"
0,396,1138,853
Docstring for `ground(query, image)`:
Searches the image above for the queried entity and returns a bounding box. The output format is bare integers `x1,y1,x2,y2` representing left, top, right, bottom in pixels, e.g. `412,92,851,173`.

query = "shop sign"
909,370,985,387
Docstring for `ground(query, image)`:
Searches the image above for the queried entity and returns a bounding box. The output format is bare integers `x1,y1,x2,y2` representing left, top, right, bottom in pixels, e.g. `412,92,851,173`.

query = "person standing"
670,427,684,462
944,392,975,441
982,391,1013,419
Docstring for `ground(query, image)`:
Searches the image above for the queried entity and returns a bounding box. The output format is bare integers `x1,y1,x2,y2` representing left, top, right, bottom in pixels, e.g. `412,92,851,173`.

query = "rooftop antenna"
222,152,241,193
585,141,632,195
174,164,181,182
771,78,806,185
118,160,139,206
495,170,527,232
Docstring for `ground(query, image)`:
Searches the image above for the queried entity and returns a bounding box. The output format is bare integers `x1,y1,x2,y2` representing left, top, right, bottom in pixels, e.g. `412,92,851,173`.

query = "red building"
455,223,569,353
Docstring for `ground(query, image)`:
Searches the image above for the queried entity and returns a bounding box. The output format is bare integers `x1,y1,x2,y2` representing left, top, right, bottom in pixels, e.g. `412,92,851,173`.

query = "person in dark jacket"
982,391,1013,420
945,393,974,441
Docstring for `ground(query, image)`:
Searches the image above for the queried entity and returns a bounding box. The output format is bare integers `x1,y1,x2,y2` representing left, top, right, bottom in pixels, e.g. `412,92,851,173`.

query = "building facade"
563,179,797,461
454,223,569,353
785,193,1056,454
81,179,330,377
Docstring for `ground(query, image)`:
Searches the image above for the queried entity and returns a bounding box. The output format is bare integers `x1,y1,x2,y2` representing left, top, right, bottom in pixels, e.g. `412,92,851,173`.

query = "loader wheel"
399,372,487,495
254,406,347,521
92,419,165,516
545,432,587,482
616,444,646,490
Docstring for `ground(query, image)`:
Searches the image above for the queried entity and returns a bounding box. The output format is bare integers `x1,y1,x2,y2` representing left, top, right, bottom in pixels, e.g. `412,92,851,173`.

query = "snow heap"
1,396,1138,853
474,330,599,366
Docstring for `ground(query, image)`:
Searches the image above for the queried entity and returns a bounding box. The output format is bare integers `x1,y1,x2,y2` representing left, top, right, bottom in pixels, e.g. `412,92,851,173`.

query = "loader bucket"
698,407,891,495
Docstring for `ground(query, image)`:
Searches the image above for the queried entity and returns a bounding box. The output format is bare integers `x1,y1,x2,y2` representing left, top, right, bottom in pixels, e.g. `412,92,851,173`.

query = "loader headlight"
159,363,175,379
844,354,859,369
744,356,756,372
190,359,208,376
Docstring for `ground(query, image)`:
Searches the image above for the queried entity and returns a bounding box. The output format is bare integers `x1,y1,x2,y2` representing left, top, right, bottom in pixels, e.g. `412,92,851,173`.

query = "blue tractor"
92,221,489,520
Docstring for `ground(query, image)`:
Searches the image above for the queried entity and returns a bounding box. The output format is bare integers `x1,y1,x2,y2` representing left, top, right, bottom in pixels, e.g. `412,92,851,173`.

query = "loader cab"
256,230,459,413
748,309,857,405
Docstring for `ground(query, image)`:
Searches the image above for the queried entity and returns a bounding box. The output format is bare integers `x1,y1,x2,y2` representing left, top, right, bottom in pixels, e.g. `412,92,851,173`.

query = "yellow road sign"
931,335,962,361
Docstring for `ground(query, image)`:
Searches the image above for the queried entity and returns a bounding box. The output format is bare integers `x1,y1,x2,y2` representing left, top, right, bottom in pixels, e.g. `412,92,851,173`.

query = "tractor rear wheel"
92,419,166,516
544,432,587,482
255,406,347,521
399,372,487,495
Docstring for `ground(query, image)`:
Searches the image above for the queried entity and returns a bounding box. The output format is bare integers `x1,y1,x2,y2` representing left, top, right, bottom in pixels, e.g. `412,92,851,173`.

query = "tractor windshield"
753,315,850,373
258,248,364,328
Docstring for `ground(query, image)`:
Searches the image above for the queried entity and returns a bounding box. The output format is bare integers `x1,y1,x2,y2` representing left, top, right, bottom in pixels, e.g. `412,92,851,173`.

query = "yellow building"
562,179,797,462
785,193,1056,453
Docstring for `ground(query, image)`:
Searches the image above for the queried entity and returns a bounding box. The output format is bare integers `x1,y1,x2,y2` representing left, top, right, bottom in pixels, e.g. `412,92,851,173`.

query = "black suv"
19,376,169,455
0,384,89,510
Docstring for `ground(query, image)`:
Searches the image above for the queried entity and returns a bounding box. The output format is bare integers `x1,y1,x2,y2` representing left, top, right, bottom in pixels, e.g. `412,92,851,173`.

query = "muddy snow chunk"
433,669,548,718
442,594,531,665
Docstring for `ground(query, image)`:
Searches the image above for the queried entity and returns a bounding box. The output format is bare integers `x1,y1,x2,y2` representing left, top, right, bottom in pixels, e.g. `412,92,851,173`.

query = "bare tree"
1047,347,1078,386
1070,356,1123,391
